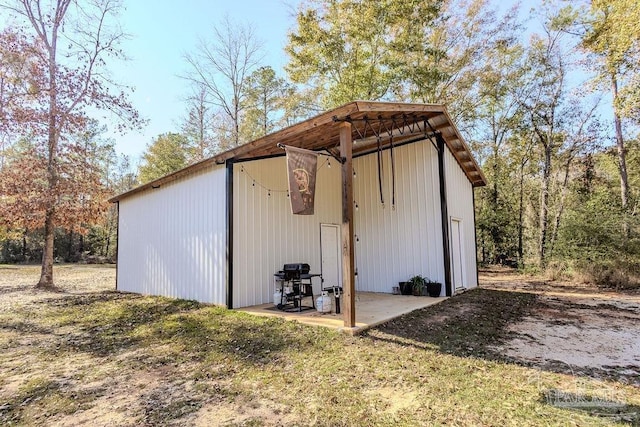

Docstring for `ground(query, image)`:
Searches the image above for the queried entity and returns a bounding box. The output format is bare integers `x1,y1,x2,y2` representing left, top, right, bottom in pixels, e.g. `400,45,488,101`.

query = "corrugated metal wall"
117,166,227,304
353,139,445,293
444,147,478,289
115,137,477,307
232,157,341,308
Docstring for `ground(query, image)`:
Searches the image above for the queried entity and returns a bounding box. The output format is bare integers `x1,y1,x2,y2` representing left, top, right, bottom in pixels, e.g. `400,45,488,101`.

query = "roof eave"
109,101,486,203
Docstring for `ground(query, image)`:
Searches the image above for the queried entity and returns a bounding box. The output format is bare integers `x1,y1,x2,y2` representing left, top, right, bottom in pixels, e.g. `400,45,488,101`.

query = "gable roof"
109,101,486,203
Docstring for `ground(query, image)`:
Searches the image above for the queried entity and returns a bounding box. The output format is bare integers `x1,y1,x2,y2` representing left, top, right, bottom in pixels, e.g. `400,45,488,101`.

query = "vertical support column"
115,201,119,291
226,159,234,309
340,122,356,328
472,189,480,288
437,134,452,297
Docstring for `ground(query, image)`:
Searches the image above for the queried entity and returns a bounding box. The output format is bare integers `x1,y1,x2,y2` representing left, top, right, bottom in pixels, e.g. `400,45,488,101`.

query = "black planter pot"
426,282,442,297
399,282,413,295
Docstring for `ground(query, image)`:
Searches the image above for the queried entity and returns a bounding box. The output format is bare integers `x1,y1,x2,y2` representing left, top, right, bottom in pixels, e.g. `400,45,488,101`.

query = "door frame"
450,217,466,291
320,223,342,290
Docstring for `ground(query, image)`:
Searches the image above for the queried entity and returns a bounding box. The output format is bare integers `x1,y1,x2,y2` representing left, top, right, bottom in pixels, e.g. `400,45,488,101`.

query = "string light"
239,158,331,197
327,159,331,168
353,169,357,178
354,201,359,211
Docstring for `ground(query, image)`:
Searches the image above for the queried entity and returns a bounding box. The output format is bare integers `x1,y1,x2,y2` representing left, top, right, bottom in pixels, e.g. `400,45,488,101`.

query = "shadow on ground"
367,287,640,424
369,288,536,360
17,290,329,364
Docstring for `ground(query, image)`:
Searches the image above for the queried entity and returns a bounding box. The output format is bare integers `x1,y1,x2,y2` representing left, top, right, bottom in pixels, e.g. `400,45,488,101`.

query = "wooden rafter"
109,101,486,203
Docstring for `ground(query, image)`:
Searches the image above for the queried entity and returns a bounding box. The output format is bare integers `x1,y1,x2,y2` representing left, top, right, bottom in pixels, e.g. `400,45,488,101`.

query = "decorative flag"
285,145,318,215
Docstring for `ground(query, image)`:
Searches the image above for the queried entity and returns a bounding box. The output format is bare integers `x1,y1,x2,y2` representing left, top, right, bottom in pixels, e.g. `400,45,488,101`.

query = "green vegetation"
138,133,190,184
2,0,639,285
1,277,638,426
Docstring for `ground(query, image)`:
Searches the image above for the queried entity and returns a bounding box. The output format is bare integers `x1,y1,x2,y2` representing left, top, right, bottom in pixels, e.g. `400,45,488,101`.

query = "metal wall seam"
353,138,444,294
232,156,342,308
117,166,227,305
444,146,478,289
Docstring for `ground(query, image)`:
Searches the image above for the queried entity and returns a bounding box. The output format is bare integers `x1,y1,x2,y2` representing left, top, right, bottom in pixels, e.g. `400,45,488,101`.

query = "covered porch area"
238,292,446,334
221,101,484,332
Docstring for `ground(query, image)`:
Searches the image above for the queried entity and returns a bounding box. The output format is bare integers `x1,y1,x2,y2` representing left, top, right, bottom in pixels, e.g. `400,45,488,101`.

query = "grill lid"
283,263,310,273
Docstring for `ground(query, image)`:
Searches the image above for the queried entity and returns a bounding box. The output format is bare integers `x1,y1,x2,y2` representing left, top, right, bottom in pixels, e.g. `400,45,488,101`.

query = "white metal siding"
117,166,227,304
353,139,445,293
232,157,341,308
445,148,478,289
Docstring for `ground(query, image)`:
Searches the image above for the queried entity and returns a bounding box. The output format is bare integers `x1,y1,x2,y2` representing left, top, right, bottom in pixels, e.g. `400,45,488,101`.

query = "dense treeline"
0,0,638,288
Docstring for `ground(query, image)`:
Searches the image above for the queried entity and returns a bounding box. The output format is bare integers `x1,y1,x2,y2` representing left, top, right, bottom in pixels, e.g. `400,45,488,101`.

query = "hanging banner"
285,145,318,215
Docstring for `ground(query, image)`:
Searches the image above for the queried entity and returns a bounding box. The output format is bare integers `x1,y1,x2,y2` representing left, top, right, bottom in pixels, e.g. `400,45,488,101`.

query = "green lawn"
0,266,638,426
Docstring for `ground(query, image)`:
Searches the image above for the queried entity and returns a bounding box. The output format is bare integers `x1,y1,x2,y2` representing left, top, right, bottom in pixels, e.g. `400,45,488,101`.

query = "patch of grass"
0,377,104,426
1,271,639,426
141,384,204,424
371,288,538,360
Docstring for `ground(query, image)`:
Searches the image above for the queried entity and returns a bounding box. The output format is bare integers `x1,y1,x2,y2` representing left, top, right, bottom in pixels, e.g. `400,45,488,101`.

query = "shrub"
574,259,640,290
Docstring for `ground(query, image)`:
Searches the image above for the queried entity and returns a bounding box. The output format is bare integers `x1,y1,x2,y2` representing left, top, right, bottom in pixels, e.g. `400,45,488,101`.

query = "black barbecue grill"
274,263,310,281
274,263,320,311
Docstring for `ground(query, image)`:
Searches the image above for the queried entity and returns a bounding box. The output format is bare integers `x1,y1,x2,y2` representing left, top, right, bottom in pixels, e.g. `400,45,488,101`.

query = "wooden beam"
354,101,450,114
110,102,486,204
340,122,356,328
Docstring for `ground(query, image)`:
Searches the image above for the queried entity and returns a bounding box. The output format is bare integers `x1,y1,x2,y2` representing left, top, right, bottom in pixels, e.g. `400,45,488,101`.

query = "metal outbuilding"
110,101,486,330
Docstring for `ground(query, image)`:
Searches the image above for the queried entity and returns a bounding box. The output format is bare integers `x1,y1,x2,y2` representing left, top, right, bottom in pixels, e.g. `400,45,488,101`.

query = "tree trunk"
539,143,552,269
38,23,59,289
518,163,525,265
21,230,28,262
104,232,110,258
37,208,56,288
611,72,629,236
482,234,486,264
67,228,74,261
548,157,573,257
103,211,114,257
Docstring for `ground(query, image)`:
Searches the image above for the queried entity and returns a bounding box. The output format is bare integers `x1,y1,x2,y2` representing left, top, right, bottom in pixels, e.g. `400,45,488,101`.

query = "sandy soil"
0,264,115,309
2,264,639,425
5,264,639,386
481,267,640,385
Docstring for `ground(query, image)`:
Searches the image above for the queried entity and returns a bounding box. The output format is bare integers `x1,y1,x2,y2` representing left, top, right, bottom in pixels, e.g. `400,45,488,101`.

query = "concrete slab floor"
237,292,446,334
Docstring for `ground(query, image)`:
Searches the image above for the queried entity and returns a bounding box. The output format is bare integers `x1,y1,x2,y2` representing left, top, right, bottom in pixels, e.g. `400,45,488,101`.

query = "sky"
106,0,302,162
108,0,555,164
2,0,597,163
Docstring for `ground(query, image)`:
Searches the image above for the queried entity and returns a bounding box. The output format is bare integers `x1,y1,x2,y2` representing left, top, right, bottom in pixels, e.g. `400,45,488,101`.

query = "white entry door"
450,218,465,291
320,223,342,289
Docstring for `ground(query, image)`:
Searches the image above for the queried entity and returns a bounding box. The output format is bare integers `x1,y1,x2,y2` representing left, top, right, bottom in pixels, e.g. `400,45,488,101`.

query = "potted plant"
409,275,427,296
398,281,413,295
425,280,442,297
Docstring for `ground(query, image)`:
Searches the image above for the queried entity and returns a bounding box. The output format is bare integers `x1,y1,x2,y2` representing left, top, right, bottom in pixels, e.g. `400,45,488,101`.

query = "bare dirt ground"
480,266,640,386
0,264,115,308
1,264,639,425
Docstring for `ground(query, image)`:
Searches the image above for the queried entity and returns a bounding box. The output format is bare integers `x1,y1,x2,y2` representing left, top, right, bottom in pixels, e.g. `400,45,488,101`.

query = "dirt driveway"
480,267,640,386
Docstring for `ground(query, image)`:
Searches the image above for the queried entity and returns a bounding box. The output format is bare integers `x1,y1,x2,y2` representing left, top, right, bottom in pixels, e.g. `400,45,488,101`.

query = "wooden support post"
339,122,356,328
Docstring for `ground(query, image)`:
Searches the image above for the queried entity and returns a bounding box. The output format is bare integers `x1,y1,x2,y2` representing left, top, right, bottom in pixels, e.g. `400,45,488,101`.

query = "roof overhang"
109,101,486,203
